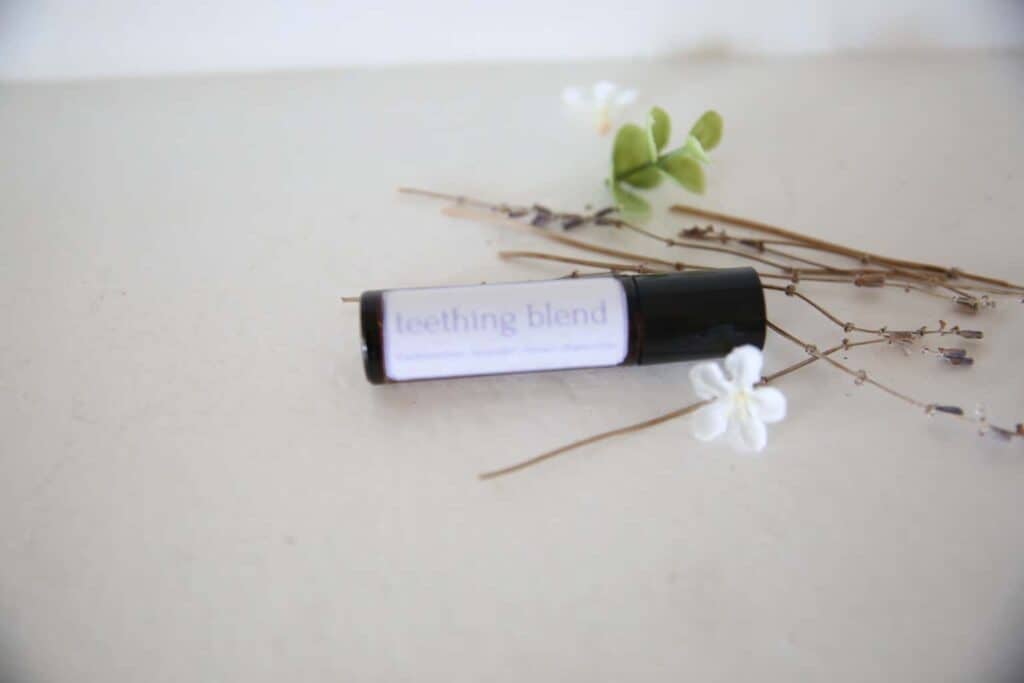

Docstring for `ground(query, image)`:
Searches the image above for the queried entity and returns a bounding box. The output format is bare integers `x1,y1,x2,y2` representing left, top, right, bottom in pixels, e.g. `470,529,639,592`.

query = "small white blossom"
689,345,787,452
562,81,637,135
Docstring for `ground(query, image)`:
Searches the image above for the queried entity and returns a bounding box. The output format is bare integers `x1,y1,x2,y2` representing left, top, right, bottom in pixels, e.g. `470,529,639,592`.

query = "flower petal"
591,80,618,104
690,361,731,400
725,345,763,387
727,412,768,452
612,88,637,107
692,401,729,442
750,386,787,424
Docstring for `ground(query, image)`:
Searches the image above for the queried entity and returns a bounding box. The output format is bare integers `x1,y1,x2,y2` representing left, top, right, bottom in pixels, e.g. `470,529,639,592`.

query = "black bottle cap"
629,267,766,365
360,290,386,384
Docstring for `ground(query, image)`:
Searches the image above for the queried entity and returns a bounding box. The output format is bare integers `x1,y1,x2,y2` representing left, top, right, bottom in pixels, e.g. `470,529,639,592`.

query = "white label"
382,277,629,381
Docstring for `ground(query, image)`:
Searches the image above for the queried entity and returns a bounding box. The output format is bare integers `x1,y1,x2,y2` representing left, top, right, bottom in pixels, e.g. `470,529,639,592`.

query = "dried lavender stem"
499,251,670,274
766,321,927,407
671,202,1024,292
627,220,942,286
443,206,704,271
764,321,1021,438
763,284,984,344
450,206,855,285
761,338,886,383
398,187,509,211
404,187,862,277
616,221,800,272
424,193,1011,301
496,247,969,297
402,187,1021,296
659,224,997,302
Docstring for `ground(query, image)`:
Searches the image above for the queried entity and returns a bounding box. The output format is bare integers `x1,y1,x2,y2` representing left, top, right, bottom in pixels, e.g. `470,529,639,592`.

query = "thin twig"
763,284,983,342
499,251,670,274
416,191,1014,301
671,202,1024,292
479,339,867,480
764,320,1021,437
766,321,927,407
478,400,712,480
402,187,1022,297
496,247,976,297
616,220,800,272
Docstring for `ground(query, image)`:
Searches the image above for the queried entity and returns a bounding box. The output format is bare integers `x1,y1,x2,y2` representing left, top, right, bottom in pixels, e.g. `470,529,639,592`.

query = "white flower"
562,81,637,136
689,345,787,453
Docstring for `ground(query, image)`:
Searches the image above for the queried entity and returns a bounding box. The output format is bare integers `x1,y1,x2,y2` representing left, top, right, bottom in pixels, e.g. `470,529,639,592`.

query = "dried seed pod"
931,405,965,416
953,295,980,311
990,425,1015,441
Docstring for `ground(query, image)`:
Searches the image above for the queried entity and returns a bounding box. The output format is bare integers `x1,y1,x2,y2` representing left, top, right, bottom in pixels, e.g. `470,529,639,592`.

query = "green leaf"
649,107,671,152
621,166,663,189
611,182,650,215
679,134,710,164
658,153,705,194
612,123,655,180
688,110,723,151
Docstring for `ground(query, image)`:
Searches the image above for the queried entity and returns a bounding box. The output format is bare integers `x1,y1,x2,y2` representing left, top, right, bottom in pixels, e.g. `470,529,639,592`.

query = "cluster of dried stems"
392,188,1024,479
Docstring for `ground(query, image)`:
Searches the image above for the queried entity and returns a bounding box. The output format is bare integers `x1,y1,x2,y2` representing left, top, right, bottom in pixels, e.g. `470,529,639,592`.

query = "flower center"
732,389,753,416
596,106,612,135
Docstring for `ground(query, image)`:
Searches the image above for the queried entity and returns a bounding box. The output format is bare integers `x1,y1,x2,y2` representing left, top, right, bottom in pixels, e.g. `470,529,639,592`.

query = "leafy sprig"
608,108,723,215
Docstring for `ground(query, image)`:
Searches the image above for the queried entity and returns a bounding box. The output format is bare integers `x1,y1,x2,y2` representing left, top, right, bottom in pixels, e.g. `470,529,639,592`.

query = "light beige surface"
2,54,1023,682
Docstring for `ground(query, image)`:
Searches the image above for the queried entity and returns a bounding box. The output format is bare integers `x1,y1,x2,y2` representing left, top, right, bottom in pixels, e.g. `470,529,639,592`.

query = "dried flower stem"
500,250,670,274
624,220,1009,307
423,194,1011,305
762,284,984,344
477,337,876,480
671,202,1024,293
765,321,1022,439
674,225,1005,302
390,188,1023,478
402,187,1021,299
495,246,961,301
616,220,804,272
478,399,713,480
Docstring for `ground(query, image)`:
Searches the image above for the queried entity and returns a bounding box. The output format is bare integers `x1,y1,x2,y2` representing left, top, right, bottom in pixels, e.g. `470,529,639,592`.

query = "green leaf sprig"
608,108,723,215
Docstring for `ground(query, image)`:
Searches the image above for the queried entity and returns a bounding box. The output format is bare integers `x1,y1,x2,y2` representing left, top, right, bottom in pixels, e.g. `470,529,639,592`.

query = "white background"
3,53,1024,682
2,0,1023,81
